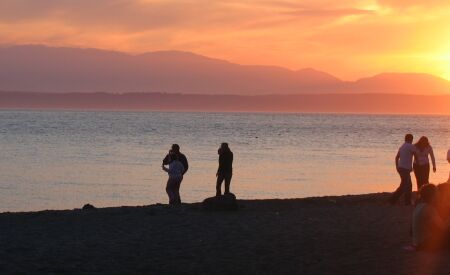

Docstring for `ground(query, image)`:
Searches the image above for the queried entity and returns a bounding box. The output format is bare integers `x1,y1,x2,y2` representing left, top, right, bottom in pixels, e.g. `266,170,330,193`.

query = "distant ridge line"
0,45,449,95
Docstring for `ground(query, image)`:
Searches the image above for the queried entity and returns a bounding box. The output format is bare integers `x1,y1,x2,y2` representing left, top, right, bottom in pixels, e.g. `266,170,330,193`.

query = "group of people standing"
389,133,450,250
161,136,446,207
159,135,450,250
161,143,233,205
389,134,443,205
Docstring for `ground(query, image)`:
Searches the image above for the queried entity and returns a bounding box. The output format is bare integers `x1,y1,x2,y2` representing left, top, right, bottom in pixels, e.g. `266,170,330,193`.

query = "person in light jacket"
389,134,418,205
413,136,436,190
162,151,185,205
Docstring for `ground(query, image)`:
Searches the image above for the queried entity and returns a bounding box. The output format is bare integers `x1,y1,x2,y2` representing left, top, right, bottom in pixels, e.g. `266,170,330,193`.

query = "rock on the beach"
82,203,96,210
202,193,238,211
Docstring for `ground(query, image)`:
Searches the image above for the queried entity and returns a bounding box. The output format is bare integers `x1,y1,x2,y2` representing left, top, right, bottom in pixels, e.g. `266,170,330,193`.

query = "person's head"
418,184,437,204
415,136,430,151
169,150,179,161
171,144,180,153
218,143,229,154
404,134,413,144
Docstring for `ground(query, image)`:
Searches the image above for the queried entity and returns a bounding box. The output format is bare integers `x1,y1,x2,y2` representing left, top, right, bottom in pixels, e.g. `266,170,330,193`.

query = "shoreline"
0,192,396,215
2,192,449,274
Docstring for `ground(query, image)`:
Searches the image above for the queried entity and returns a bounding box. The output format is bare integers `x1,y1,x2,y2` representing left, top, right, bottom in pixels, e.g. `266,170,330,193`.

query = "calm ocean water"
0,110,449,212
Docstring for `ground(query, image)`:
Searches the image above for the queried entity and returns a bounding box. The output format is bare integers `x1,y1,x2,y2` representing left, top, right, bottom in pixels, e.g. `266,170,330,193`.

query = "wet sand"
1,193,449,274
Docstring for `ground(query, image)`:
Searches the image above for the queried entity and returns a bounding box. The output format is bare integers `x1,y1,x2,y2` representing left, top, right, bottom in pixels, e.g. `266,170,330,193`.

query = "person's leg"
389,185,403,204
216,174,224,196
166,178,175,204
423,164,430,185
417,164,427,188
175,177,182,204
413,163,421,190
403,170,412,205
224,174,232,194
390,171,406,204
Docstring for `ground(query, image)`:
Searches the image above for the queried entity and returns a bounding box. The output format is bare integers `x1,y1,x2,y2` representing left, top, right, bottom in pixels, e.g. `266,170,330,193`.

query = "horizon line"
1,107,449,117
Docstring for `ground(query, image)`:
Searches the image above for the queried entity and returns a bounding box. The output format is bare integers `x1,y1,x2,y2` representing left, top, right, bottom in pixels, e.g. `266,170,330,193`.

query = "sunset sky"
0,0,449,80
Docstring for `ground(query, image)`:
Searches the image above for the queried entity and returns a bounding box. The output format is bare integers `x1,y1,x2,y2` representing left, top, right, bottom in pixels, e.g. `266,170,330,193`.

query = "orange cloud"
0,0,449,80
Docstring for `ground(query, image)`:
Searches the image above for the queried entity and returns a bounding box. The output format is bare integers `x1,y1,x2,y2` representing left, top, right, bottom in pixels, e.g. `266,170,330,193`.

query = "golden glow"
0,0,449,81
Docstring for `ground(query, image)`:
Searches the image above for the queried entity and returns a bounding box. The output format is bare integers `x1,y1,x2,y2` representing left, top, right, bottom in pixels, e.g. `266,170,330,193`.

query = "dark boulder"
82,203,96,210
202,193,238,211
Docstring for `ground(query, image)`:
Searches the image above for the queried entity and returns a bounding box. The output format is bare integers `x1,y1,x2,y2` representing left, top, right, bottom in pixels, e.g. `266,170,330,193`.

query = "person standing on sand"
413,136,436,190
162,144,189,204
447,149,450,183
216,143,233,196
389,134,418,205
163,144,188,176
162,151,185,205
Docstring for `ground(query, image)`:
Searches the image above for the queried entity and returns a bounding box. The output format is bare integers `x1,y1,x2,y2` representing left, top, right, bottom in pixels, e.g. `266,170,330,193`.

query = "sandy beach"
1,192,449,275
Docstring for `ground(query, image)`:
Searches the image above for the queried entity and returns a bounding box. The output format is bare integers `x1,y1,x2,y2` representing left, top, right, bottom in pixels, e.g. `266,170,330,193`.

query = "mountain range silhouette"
1,45,449,95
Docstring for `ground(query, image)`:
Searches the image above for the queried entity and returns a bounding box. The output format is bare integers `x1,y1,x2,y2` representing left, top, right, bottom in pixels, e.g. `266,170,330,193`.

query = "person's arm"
162,164,169,173
162,154,170,165
227,152,233,171
179,163,185,176
412,148,419,171
395,151,400,172
429,147,436,172
217,154,223,176
181,154,188,175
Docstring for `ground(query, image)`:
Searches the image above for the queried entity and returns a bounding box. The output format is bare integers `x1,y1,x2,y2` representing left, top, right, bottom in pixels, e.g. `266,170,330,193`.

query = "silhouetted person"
412,184,449,251
437,183,450,221
162,151,185,205
163,144,188,174
216,143,233,196
413,136,436,190
162,144,188,204
447,149,450,183
389,134,418,205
